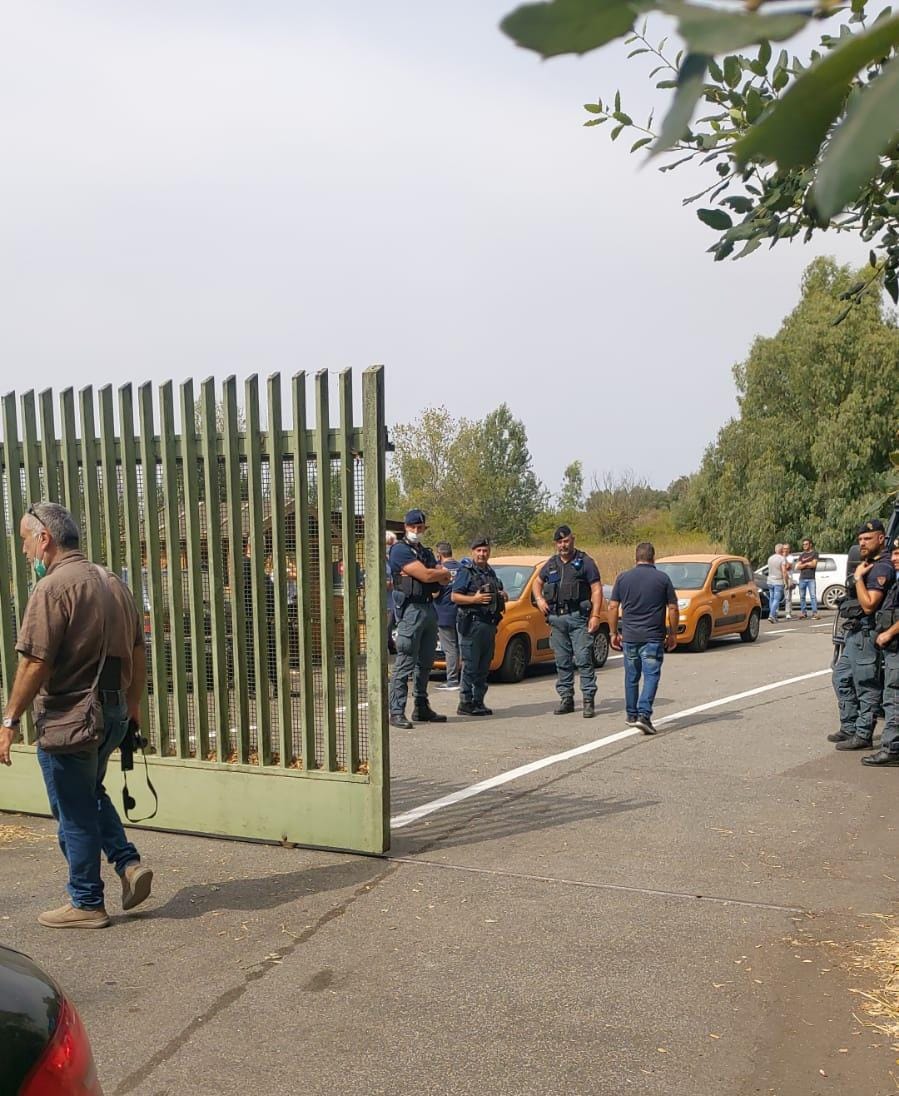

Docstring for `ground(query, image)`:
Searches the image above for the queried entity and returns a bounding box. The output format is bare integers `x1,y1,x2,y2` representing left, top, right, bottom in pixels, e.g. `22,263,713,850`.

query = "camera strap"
123,747,159,823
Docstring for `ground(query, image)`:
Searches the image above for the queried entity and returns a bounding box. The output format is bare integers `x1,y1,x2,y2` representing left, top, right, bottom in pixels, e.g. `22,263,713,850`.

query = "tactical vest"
393,540,439,602
457,563,504,624
875,577,899,634
842,550,892,628
542,551,591,610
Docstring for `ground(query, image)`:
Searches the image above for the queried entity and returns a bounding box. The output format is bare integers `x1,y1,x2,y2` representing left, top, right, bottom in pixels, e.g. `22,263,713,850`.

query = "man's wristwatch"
2,717,20,730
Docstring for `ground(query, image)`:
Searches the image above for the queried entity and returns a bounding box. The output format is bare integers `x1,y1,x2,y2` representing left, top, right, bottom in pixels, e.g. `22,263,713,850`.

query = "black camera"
120,718,148,773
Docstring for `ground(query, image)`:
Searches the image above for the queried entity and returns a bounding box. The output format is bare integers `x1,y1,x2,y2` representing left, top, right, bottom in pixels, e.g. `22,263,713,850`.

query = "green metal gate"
0,367,390,854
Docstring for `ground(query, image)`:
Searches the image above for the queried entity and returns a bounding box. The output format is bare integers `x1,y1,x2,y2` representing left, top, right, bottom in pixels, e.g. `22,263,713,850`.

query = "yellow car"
654,554,762,651
434,555,614,683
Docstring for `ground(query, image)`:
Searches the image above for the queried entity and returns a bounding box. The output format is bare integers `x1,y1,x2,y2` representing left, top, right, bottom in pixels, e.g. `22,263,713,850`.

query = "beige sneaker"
38,902,110,929
121,862,153,911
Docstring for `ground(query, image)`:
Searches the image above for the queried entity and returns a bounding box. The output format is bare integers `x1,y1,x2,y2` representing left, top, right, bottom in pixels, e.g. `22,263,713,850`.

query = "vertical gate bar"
178,380,209,757
138,383,170,756
267,374,292,766
159,383,190,757
362,366,389,844
314,371,337,771
20,392,41,507
98,387,122,577
222,377,250,762
338,370,359,773
244,375,271,765
291,373,316,768
118,385,149,734
79,387,103,563
2,395,30,629
38,390,60,502
58,388,80,524
1,395,34,744
199,379,229,761
0,464,18,734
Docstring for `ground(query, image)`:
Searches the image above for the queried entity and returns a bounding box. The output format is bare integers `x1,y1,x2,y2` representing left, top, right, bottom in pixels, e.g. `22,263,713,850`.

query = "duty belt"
554,601,583,615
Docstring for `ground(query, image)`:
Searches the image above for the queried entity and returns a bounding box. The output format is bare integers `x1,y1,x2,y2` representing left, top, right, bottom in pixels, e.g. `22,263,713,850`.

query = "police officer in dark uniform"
830,519,895,752
387,509,452,729
451,537,507,717
533,525,604,718
867,537,899,767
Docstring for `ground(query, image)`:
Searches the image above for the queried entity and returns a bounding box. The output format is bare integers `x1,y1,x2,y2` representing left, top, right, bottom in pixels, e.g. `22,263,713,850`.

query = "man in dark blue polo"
387,509,452,729
608,541,679,735
533,526,604,718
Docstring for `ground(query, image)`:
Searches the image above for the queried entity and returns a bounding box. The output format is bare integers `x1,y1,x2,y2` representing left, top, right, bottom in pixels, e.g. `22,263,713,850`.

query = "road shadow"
148,857,383,921
391,773,657,854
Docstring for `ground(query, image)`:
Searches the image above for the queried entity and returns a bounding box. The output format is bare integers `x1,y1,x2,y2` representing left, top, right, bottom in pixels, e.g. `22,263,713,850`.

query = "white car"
754,553,849,611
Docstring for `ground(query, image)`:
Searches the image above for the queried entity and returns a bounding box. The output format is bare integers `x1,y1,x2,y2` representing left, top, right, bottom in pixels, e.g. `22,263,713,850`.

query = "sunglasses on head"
27,504,48,530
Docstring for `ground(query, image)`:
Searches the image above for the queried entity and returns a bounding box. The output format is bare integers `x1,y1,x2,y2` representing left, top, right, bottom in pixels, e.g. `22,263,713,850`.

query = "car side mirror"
712,579,728,594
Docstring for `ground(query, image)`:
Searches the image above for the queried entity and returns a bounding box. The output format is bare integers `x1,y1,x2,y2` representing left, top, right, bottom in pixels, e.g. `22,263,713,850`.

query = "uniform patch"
877,575,887,586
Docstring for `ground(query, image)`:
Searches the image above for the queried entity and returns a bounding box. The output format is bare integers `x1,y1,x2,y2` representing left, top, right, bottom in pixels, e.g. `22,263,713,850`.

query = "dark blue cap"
857,518,885,535
553,524,572,541
404,509,427,526
470,536,490,550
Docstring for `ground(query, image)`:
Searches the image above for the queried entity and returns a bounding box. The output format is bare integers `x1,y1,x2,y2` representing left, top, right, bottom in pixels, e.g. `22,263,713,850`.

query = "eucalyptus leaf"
500,0,650,58
651,52,710,155
811,54,899,220
735,13,899,169
697,207,733,229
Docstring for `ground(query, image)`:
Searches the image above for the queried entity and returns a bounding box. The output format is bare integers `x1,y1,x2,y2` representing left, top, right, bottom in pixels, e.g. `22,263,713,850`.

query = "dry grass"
0,821,50,845
495,536,723,581
849,919,899,1048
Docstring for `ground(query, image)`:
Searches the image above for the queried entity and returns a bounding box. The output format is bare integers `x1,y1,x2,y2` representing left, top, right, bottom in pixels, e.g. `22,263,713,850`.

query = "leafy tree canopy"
501,0,899,306
388,404,548,547
673,256,899,561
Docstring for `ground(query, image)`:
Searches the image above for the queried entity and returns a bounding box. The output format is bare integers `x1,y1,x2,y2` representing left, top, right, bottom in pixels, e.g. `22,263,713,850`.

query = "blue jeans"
97,696,140,875
623,640,665,720
37,745,104,909
768,584,784,618
798,578,817,614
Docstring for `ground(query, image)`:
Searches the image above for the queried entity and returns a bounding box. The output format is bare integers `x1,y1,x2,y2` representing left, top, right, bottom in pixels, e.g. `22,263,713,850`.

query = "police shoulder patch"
877,575,887,586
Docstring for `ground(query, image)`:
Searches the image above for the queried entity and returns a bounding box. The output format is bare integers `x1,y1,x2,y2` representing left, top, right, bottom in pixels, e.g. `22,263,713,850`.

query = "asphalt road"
2,618,897,1095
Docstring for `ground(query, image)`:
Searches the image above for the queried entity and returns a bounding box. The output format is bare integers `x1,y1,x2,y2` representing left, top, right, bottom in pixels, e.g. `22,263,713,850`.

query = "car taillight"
21,996,104,1095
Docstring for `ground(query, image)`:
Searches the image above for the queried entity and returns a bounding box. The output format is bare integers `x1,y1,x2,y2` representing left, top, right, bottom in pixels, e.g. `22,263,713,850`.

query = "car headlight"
677,598,691,610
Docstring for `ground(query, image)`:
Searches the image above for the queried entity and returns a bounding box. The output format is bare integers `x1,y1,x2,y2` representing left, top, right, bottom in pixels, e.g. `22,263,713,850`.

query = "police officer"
866,537,899,767
831,519,895,752
533,525,604,718
452,537,507,717
387,509,452,729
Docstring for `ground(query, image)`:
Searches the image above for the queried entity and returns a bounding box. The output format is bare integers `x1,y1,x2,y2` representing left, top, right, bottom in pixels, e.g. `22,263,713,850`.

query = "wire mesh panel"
0,368,389,852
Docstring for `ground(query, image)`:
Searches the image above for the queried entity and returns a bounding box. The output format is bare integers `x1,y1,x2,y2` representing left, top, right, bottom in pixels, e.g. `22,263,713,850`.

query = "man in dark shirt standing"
608,542,679,735
534,526,604,718
794,537,820,619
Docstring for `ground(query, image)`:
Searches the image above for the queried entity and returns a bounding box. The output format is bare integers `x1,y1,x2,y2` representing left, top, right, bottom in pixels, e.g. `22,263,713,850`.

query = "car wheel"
592,627,610,669
740,608,760,643
687,616,711,653
822,584,845,610
498,635,529,683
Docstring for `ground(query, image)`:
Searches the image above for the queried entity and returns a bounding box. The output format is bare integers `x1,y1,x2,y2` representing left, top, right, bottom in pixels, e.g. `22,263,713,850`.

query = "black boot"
554,697,575,715
835,736,872,751
861,749,899,766
389,713,413,730
471,704,492,716
413,703,447,723
456,701,475,715
827,730,851,743
582,699,595,719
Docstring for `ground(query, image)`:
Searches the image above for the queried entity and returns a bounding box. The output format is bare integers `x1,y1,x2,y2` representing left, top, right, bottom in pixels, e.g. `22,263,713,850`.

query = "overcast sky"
1,1,862,493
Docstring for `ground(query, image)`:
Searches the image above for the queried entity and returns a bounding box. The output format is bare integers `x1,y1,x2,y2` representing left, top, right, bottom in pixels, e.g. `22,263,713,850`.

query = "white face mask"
406,531,420,544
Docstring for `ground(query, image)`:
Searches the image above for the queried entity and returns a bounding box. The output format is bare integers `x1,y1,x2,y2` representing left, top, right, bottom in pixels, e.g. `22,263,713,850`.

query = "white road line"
390,667,831,830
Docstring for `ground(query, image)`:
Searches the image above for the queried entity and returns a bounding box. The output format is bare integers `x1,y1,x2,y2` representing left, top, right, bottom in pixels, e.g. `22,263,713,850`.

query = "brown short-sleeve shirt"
16,551,112,712
103,570,145,692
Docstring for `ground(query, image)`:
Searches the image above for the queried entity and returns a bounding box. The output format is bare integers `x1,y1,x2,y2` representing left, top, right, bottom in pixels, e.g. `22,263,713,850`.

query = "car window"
741,562,753,585
656,562,711,590
491,565,533,602
818,557,836,572
712,563,731,590
727,561,746,587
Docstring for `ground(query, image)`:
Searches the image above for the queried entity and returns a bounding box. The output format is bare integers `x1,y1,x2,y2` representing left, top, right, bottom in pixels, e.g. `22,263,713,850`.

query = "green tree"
676,256,899,561
388,404,547,546
501,0,899,304
557,459,585,511
584,470,667,541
